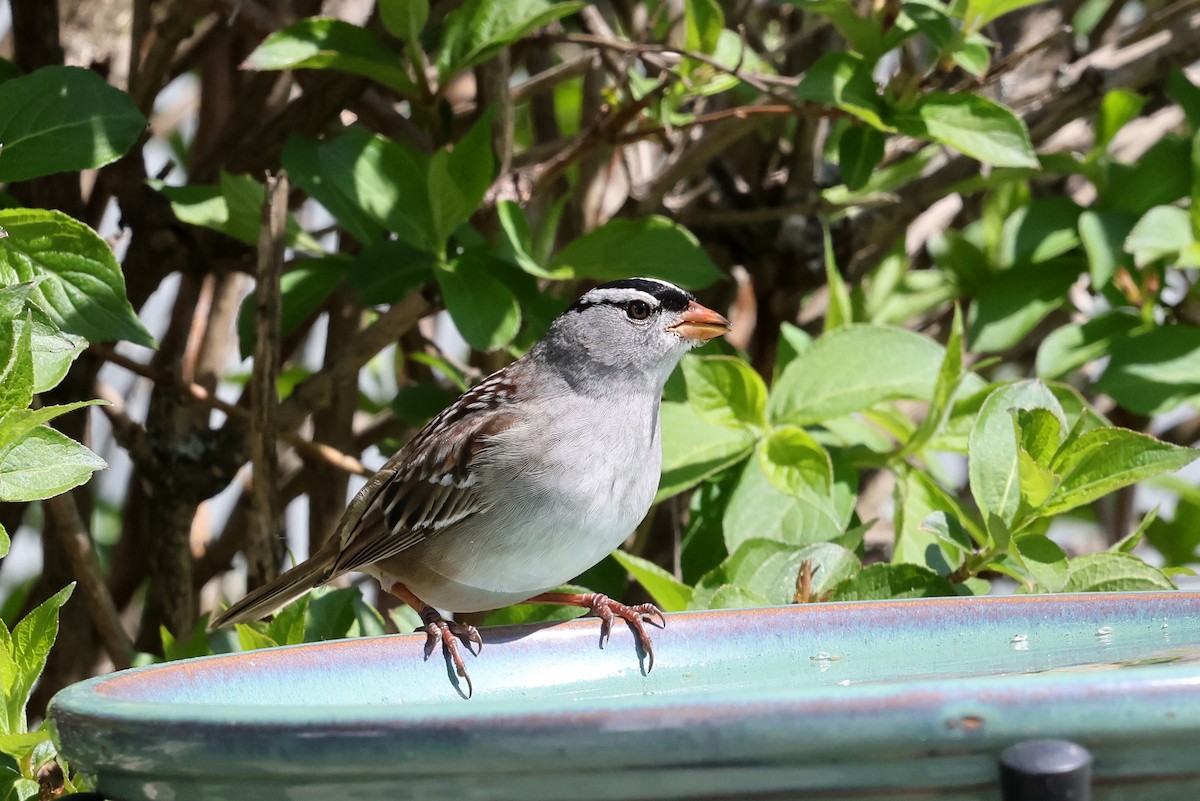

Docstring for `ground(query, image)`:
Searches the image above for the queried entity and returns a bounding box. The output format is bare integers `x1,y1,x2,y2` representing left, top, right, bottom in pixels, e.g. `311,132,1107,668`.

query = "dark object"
58,794,109,801
1000,739,1092,801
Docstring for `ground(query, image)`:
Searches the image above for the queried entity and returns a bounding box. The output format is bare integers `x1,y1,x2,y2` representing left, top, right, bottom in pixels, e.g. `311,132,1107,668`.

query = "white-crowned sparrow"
212,278,730,694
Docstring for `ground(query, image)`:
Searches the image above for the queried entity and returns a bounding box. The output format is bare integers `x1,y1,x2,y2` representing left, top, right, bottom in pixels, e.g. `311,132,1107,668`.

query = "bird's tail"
209,557,333,629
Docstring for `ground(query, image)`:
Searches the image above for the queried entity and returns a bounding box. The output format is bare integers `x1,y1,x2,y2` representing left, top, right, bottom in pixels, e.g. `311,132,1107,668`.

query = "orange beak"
668,300,732,342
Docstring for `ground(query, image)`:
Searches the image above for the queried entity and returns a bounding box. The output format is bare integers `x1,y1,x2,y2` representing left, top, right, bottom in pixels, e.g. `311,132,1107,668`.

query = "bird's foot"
527,592,665,671
418,604,482,698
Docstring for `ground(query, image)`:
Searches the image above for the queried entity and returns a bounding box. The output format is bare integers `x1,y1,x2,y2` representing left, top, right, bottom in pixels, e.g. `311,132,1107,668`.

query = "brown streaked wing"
330,403,518,576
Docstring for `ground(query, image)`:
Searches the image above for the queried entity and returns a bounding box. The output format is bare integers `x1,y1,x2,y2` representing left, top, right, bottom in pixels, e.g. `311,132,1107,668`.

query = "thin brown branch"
557,32,800,95
277,292,432,430
511,49,599,105
89,345,370,477
43,492,134,670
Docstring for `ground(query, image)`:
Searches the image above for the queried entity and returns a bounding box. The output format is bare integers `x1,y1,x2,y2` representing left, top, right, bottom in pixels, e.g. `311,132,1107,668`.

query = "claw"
582,594,664,673
418,605,481,698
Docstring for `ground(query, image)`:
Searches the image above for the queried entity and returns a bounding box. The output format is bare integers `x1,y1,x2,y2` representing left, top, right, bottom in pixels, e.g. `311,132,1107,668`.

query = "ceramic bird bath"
50,592,1200,800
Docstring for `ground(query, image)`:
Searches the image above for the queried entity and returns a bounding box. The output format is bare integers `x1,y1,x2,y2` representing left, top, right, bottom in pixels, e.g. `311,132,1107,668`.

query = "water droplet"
810,651,839,672
1010,633,1029,651
1096,626,1114,645
1161,619,1170,630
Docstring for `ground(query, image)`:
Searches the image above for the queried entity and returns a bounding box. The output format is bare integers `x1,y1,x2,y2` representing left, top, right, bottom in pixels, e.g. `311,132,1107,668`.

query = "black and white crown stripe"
567,278,693,315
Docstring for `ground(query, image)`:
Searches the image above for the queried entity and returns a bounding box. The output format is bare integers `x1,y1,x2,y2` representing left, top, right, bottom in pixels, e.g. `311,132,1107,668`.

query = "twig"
43,492,134,669
793,559,815,604
90,344,371,477
277,291,432,430
245,170,288,589
557,32,800,96
511,50,599,105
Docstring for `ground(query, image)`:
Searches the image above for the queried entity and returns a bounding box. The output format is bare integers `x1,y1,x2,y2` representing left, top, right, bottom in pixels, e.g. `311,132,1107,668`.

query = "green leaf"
547,216,722,289
0,66,145,182
1095,326,1200,416
684,0,724,54
960,0,1048,31
1168,69,1200,130
282,132,384,246
1104,135,1192,217
709,539,858,606
15,306,86,394
1035,311,1143,380
237,258,347,359
345,240,433,306
1016,407,1064,467
999,198,1082,267
427,109,495,244
1146,491,1200,567
952,33,993,77
681,355,767,429
1040,428,1199,517
379,0,429,42
284,128,434,251
0,523,7,560
769,325,946,425
1111,506,1155,555
822,223,852,332
434,251,521,351
244,17,417,95
436,0,586,77
304,586,386,642
920,511,977,553
235,623,278,652
1094,89,1146,153
901,304,966,455
0,426,107,502
7,583,73,733
772,323,811,384
0,402,103,463
968,380,1064,537
657,401,756,501
0,209,154,347
0,315,32,418
794,2,885,61
896,92,1037,168
795,52,889,131
893,469,977,574
757,426,832,498
1063,552,1175,592
723,457,845,553
837,125,885,191
1125,205,1194,268
1011,533,1068,592
610,550,691,612
702,584,773,610
1078,208,1135,289
156,172,323,254
827,563,954,601
968,260,1077,353
160,619,216,662
0,731,49,765
0,283,32,319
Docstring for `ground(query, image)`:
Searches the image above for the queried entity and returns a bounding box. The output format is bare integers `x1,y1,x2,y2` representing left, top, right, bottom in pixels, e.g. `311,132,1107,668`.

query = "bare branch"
43,492,134,670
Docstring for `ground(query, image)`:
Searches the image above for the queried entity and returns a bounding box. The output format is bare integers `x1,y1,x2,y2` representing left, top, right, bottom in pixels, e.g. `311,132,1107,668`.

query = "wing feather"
329,369,519,576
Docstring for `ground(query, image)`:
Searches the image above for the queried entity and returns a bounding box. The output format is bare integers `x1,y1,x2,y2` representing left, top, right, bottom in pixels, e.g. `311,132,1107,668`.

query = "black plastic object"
1000,739,1092,801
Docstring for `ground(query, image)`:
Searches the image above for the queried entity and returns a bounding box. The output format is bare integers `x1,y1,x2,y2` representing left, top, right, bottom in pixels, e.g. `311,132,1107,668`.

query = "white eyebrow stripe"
579,288,659,307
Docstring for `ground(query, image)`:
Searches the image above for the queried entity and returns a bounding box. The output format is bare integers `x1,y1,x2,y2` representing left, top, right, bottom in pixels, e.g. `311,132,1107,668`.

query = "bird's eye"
626,300,652,320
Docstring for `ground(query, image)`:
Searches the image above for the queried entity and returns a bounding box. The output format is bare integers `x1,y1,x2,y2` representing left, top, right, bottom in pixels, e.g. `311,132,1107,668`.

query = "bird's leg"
525,592,665,671
386,582,482,697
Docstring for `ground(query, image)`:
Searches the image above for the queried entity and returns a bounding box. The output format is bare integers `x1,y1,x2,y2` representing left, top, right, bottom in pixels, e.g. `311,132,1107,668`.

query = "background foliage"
0,0,1199,794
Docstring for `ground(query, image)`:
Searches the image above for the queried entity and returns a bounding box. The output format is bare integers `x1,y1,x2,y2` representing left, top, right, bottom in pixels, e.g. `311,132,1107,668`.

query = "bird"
211,277,731,695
